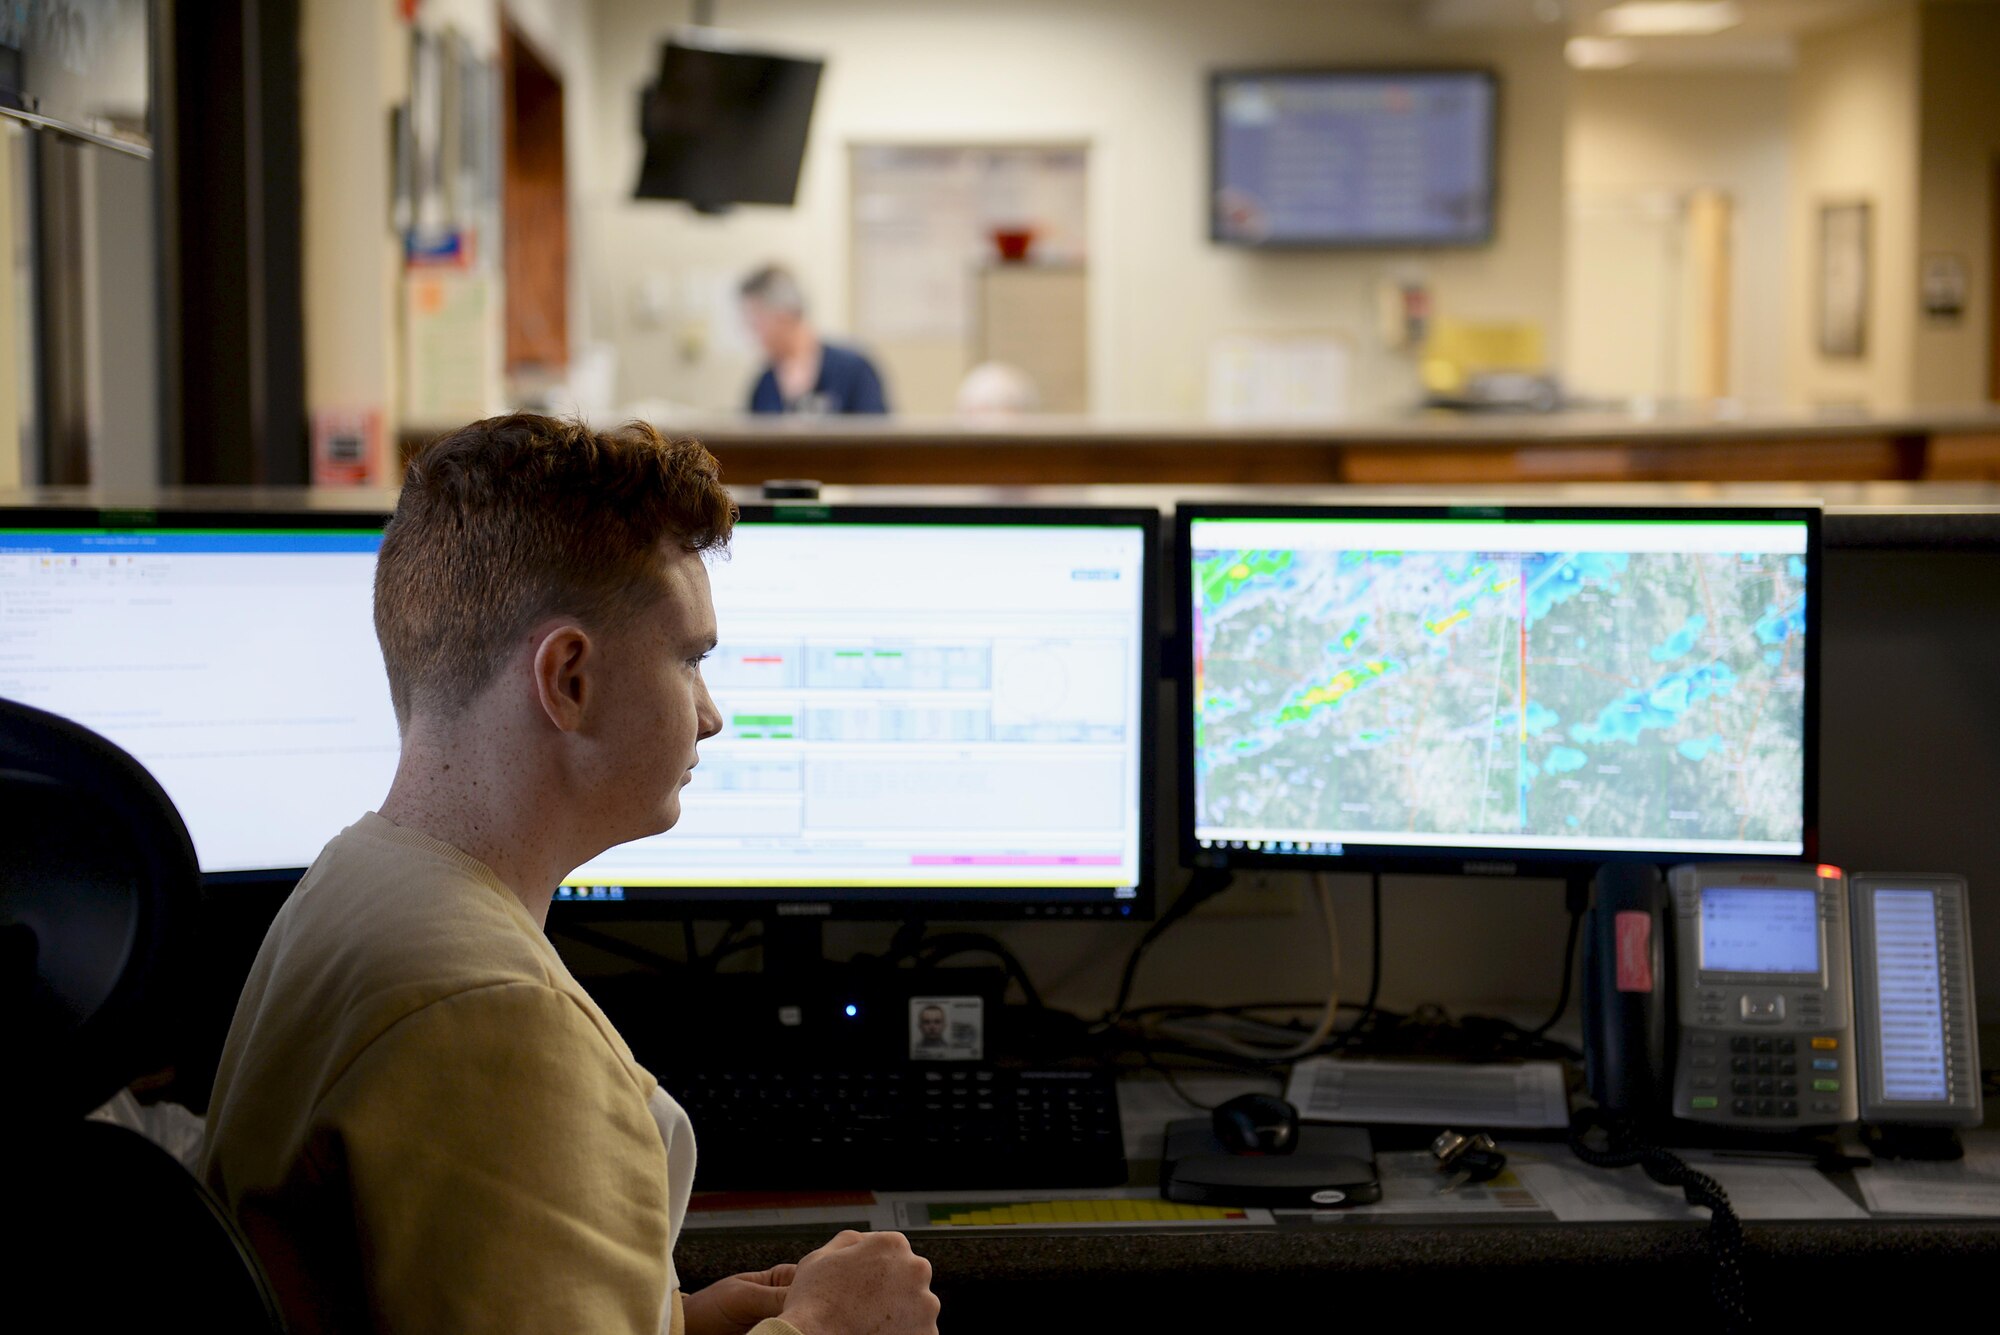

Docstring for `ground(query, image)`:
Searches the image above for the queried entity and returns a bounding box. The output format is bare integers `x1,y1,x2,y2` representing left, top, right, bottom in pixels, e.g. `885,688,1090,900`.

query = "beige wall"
1913,0,2000,406
80,144,158,488
1784,0,1998,411
300,0,600,447
299,0,405,443
1566,70,1791,406
293,1,2000,437
1786,0,1921,410
0,122,22,488
582,0,1569,421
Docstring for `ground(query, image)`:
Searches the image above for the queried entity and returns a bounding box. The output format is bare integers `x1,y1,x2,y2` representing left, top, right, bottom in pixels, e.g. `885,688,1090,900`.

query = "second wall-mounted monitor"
1179,504,1819,877
1210,68,1498,248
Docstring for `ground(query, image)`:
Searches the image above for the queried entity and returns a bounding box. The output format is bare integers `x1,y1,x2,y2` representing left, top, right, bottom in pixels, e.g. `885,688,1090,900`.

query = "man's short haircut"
374,413,737,726
738,263,807,316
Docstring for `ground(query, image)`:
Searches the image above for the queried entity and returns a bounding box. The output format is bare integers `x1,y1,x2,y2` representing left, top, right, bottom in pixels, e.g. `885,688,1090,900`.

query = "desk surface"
674,1074,2000,1328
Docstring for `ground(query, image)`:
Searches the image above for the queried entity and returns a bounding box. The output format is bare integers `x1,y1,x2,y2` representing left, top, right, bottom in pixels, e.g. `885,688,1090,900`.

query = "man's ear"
530,625,593,733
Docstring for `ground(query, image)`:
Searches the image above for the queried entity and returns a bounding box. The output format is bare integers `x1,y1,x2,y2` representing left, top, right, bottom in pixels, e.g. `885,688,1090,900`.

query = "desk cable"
1105,873,1382,1062
1147,874,1344,1061
1527,899,1585,1039
1568,1108,1753,1332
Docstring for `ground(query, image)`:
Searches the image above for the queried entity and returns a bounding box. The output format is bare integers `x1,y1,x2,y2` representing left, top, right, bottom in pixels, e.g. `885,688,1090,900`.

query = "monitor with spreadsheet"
0,511,400,877
0,506,1155,916
1178,504,1818,875
559,507,1157,917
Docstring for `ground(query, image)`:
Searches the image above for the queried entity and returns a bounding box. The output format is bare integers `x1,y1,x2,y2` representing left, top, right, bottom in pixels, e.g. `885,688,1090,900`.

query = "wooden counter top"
642,403,2000,447
576,404,2000,487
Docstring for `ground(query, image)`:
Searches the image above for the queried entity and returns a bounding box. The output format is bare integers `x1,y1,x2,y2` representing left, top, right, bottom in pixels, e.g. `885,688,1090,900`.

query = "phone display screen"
1871,889,1949,1102
1699,887,1820,974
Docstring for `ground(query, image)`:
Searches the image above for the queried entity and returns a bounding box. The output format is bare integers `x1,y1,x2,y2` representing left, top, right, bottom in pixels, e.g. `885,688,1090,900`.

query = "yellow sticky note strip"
926,1199,1248,1227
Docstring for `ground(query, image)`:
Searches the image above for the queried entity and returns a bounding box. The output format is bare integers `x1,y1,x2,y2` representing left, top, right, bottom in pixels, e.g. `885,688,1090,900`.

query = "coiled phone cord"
1568,1108,1753,1332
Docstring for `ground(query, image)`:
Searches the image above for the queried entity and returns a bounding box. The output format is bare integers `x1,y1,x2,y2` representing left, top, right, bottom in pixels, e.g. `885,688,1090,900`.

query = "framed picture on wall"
1817,200,1870,359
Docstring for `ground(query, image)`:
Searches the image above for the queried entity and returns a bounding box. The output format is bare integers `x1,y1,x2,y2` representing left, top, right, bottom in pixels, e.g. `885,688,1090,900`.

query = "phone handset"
1580,862,1670,1118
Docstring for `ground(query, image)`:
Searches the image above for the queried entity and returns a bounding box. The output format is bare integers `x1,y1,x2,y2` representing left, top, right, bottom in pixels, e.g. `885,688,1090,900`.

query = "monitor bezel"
1174,501,1822,879
553,503,1161,922
1208,65,1502,250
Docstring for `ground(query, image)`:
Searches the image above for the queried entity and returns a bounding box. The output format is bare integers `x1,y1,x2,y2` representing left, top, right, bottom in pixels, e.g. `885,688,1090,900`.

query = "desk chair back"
0,697,285,1332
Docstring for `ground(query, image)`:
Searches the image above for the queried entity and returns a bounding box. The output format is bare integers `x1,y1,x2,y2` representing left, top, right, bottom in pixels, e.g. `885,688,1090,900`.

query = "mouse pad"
1161,1120,1382,1208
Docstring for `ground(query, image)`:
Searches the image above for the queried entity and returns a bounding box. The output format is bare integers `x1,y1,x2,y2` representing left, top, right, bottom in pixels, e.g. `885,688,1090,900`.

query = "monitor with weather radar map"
1176,504,1819,875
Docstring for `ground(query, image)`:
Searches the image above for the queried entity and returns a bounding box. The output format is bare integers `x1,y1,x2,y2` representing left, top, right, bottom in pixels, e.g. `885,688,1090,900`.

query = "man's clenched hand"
780,1231,939,1335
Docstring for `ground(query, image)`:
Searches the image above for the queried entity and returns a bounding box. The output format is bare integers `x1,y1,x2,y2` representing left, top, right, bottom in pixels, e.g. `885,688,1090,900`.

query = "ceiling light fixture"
1600,1,1743,37
1566,36,1639,69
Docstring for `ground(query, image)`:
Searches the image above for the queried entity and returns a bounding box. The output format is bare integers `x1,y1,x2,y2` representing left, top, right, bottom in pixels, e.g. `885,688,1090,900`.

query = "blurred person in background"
740,264,889,416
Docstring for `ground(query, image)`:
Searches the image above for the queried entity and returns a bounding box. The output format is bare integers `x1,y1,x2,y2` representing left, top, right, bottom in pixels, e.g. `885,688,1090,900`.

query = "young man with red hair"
202,415,938,1335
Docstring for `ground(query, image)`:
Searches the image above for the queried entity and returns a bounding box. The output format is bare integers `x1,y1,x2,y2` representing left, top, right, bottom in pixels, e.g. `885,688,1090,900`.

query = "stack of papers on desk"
1284,1057,1571,1129
1315,1150,1549,1219
684,1191,891,1232
1853,1144,2000,1217
1511,1152,1866,1222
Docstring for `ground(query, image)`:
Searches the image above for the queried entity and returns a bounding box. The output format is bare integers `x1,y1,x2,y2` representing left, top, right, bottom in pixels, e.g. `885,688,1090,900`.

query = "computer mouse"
1211,1092,1300,1155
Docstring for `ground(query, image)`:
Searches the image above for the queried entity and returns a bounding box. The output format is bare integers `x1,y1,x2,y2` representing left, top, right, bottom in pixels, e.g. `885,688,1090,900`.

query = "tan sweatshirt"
200,812,800,1335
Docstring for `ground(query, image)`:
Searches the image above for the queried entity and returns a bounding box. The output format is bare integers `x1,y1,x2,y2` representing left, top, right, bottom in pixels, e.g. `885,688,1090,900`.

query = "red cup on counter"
990,227,1036,262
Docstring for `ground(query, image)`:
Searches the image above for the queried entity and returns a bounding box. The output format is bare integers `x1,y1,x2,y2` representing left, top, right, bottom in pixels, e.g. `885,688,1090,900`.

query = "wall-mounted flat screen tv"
634,30,823,213
1210,68,1497,248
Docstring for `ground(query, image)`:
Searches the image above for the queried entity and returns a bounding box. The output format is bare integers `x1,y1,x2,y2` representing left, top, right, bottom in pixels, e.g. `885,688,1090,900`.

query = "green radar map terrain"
1192,541,1807,849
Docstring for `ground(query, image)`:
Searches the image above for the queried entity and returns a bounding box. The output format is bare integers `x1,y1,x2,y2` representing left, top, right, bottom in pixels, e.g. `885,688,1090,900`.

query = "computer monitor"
559,506,1158,919
0,504,1157,917
1210,68,1499,248
0,509,399,879
1178,504,1819,876
634,32,824,212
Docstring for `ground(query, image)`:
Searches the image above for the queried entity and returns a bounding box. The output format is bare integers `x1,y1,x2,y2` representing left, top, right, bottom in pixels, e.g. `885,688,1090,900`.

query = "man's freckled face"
595,552,721,840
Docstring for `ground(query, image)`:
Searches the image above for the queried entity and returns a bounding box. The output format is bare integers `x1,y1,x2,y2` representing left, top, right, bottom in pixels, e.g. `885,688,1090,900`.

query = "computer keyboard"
665,1065,1128,1191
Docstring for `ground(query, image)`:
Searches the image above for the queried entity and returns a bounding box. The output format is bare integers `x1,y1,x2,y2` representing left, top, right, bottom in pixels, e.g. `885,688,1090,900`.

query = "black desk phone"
1583,862,1981,1133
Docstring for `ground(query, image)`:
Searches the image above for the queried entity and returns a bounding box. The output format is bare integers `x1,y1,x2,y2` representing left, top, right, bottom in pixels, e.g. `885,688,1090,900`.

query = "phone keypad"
1698,1034,1845,1121
1731,1077,1798,1096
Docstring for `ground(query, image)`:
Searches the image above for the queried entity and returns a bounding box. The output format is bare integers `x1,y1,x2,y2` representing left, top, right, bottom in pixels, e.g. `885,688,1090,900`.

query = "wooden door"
501,21,567,373
1989,158,2000,402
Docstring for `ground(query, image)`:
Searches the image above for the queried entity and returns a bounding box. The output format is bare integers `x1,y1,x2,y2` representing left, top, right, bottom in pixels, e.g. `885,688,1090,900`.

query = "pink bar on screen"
910,855,1122,867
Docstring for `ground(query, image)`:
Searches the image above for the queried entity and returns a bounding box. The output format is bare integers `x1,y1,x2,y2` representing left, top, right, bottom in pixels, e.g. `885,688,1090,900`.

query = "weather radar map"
1190,516,1810,856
